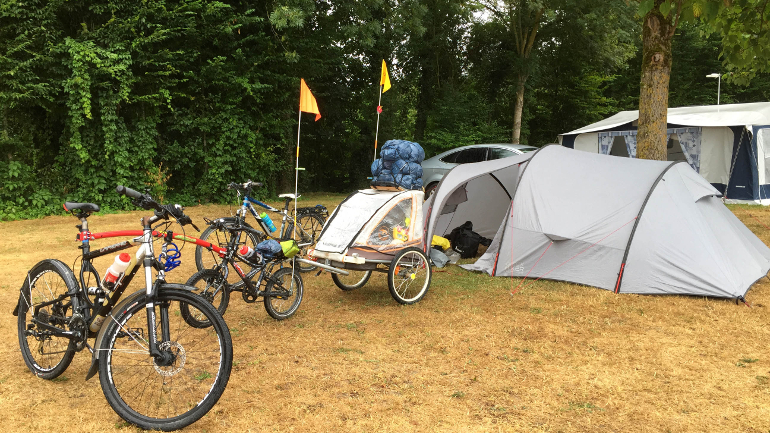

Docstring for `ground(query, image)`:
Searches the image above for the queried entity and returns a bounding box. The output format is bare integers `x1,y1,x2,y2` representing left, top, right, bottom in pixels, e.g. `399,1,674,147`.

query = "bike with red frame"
13,186,232,431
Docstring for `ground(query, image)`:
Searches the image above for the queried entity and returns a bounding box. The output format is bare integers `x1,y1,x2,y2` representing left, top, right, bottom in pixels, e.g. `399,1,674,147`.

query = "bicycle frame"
239,194,290,239
76,220,229,380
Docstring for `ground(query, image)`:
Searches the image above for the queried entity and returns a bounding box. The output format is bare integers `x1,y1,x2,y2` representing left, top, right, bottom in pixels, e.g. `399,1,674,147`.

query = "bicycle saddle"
63,202,101,212
278,193,300,199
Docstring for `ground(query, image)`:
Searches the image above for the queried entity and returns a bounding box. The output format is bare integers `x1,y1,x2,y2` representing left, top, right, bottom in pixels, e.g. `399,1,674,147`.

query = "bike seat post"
283,197,292,211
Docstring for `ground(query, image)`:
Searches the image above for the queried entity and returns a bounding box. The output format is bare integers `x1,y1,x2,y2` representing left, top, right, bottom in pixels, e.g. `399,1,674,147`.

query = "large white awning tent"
558,102,770,204
424,145,770,299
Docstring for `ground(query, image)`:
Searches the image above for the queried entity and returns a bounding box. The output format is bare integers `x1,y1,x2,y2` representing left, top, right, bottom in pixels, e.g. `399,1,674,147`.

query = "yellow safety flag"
380,60,391,93
299,78,321,121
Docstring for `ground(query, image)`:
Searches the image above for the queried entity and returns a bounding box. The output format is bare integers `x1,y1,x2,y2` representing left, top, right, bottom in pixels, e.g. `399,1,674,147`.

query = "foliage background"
1,0,769,220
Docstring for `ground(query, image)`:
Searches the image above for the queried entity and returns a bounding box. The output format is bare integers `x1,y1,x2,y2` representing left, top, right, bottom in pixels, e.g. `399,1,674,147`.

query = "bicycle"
184,208,306,322
194,180,327,276
13,186,233,431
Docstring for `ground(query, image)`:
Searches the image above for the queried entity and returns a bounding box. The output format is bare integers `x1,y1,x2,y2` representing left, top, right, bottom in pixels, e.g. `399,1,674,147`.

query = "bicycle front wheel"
284,213,325,272
263,267,303,320
181,269,231,328
17,259,78,380
99,288,233,431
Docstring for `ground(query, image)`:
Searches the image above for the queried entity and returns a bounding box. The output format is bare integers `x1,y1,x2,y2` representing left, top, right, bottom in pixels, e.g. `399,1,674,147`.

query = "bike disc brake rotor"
153,341,186,377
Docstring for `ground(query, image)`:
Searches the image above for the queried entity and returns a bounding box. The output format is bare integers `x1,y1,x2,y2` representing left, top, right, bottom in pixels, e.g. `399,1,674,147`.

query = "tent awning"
560,102,770,136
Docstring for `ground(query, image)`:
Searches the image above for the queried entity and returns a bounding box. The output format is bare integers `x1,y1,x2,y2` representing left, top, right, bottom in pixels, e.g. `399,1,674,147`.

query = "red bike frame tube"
77,230,227,257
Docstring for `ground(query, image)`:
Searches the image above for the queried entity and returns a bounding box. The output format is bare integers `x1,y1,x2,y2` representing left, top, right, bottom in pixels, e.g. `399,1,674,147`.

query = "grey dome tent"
423,145,770,298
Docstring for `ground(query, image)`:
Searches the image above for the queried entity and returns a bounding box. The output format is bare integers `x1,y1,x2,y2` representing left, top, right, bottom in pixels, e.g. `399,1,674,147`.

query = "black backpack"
447,221,491,259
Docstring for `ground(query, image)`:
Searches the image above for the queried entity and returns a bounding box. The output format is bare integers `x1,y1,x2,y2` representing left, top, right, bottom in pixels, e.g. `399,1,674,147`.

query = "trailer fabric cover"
427,145,770,298
315,190,402,254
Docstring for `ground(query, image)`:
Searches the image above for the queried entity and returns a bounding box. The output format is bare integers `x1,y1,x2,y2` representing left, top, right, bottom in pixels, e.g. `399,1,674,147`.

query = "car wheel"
424,182,439,200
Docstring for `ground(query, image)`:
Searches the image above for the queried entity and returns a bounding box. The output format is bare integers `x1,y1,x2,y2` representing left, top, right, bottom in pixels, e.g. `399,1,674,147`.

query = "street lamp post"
706,73,721,108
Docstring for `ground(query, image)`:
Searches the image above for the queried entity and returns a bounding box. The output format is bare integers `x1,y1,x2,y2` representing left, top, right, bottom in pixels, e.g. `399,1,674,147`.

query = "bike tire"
387,247,431,304
194,218,263,288
263,267,304,320
99,287,233,431
283,213,325,272
180,269,231,328
17,259,79,380
332,270,372,291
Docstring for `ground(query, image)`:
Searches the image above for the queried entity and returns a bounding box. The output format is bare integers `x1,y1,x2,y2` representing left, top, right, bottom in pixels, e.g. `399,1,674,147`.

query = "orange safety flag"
380,60,391,93
299,78,321,121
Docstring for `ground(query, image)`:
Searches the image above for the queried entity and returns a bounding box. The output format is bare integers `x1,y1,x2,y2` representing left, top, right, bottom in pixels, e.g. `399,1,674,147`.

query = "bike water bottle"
259,212,277,233
90,253,131,332
238,245,263,265
102,253,131,291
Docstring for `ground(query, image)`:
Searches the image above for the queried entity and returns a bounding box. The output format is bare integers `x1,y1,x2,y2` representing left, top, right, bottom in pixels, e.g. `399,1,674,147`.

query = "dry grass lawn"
1,194,769,432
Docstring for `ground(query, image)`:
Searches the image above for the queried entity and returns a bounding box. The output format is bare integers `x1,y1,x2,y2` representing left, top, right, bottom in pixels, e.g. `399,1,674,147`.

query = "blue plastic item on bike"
255,239,283,259
163,242,182,272
259,212,277,233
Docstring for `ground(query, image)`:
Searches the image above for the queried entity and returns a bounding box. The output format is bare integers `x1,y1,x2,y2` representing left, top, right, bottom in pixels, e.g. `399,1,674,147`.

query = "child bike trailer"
309,189,431,304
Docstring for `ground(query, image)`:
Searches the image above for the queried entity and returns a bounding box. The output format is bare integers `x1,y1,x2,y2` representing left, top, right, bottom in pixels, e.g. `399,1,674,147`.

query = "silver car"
422,144,537,197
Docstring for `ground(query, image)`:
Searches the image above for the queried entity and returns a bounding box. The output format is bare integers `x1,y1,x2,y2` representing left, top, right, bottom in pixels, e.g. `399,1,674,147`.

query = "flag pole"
291,103,302,282
374,84,383,163
294,104,302,240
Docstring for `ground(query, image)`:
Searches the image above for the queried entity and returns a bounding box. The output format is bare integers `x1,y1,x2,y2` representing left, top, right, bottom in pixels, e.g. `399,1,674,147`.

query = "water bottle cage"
162,242,182,272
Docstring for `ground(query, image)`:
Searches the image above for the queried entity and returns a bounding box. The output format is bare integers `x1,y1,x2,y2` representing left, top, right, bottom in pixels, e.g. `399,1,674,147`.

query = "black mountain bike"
14,186,233,431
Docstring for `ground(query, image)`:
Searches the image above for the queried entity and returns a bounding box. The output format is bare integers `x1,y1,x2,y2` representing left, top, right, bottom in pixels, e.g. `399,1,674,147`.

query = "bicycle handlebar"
227,180,263,192
116,185,198,230
116,185,142,199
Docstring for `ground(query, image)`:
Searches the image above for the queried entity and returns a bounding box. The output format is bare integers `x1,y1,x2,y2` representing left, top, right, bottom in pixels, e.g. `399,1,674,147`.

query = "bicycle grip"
116,185,142,199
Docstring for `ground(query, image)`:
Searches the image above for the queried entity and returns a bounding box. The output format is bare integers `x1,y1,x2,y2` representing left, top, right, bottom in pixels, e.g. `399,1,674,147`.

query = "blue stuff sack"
398,141,425,163
371,159,383,177
392,159,409,175
372,139,426,190
376,171,395,184
255,239,283,258
380,147,399,161
407,162,423,178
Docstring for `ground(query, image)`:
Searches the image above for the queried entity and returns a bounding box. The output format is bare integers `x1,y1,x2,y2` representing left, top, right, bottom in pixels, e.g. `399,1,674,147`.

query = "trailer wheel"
388,247,431,304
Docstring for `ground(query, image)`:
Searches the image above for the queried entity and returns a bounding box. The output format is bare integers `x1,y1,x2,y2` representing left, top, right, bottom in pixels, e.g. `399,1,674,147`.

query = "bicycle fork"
85,226,175,379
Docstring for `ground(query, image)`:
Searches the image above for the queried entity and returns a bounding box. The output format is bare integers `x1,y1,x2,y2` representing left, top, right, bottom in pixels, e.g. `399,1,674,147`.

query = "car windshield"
519,147,537,153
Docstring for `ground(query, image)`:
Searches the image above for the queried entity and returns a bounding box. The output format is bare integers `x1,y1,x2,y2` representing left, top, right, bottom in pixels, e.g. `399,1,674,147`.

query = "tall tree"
636,0,770,160
478,0,543,144
472,0,636,144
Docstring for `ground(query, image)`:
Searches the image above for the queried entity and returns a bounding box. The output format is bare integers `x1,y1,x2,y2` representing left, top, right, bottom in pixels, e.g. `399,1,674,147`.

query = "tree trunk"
512,73,527,144
636,1,675,161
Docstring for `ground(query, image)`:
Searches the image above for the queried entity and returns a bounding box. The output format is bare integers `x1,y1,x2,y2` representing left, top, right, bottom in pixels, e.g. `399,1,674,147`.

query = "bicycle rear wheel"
195,218,263,287
99,287,233,431
263,267,303,320
17,259,78,380
284,213,325,272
